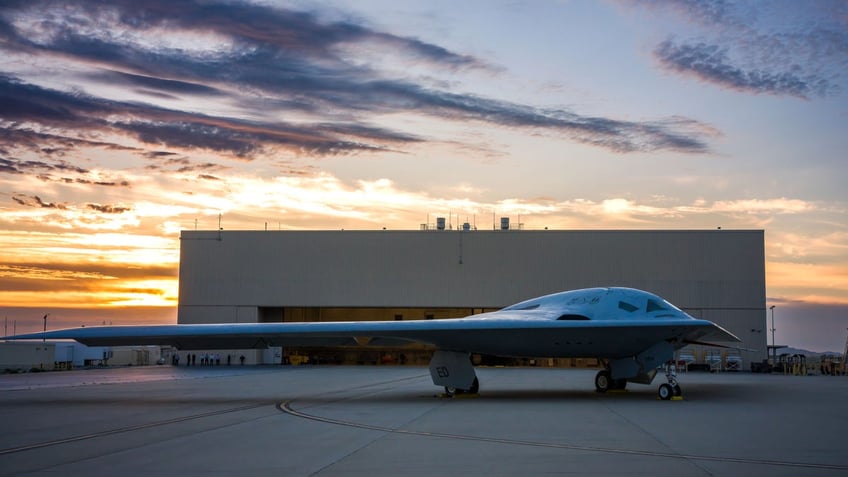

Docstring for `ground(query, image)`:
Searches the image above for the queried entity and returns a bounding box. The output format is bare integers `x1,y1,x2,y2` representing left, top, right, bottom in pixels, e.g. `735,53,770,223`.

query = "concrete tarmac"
1,365,846,476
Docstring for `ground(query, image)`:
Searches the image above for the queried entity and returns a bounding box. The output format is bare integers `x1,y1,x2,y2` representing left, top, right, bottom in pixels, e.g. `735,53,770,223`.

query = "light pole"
43,313,49,342
769,305,776,363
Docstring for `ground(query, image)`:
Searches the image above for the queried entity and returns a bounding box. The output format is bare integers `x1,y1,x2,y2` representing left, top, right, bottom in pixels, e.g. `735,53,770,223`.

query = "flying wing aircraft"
2,287,739,399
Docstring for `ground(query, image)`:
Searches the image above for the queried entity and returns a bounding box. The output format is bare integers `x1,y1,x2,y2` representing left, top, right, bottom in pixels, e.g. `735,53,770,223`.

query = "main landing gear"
594,363,682,399
594,370,626,392
657,362,682,400
444,377,480,397
429,350,479,397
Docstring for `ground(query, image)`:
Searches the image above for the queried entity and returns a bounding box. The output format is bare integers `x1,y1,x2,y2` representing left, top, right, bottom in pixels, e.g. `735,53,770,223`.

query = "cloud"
0,127,140,157
0,75,419,158
709,198,813,215
0,262,177,309
0,1,713,155
65,178,131,188
767,230,848,264
87,203,132,214
634,0,847,99
0,264,113,282
0,156,89,175
655,40,834,99
635,0,736,26
91,70,224,97
11,193,67,209
0,155,132,187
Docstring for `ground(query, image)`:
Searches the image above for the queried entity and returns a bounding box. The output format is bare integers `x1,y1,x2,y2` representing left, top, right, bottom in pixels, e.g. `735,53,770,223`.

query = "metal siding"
179,230,764,307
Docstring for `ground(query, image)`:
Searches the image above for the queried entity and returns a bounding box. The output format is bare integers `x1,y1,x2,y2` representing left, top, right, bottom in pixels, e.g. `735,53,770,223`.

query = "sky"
0,0,846,352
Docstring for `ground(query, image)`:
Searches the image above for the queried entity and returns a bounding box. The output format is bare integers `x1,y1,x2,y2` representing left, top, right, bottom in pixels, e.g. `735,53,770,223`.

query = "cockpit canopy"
503,287,688,321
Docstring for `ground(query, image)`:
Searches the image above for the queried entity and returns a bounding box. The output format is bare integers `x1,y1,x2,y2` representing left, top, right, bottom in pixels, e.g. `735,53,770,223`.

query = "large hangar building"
178,228,767,368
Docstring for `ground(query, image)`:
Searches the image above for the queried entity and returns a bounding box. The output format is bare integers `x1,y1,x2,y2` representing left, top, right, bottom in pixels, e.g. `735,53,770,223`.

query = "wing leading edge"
2,314,738,358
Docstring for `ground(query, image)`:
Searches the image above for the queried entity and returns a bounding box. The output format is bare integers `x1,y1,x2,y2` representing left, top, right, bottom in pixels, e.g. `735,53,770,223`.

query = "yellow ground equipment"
777,353,807,375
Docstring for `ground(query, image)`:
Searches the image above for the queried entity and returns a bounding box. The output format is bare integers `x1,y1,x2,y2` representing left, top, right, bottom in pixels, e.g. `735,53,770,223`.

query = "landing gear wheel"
672,384,682,397
658,383,673,400
595,370,611,393
612,379,627,390
445,377,479,397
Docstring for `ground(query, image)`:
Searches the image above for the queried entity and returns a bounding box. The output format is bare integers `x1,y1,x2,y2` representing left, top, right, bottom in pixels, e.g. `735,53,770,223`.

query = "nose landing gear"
657,362,682,400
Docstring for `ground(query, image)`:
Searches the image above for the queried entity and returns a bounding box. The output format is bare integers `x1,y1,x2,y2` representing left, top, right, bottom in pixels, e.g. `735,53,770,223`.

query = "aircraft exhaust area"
1,365,845,476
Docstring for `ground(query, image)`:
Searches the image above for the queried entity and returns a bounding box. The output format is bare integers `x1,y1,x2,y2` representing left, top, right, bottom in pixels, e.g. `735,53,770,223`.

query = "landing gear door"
428,350,477,389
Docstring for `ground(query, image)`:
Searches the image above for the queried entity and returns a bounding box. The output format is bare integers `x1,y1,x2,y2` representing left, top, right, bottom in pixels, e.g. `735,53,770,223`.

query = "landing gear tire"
445,377,480,397
658,383,673,400
595,370,611,393
672,384,682,397
612,379,627,390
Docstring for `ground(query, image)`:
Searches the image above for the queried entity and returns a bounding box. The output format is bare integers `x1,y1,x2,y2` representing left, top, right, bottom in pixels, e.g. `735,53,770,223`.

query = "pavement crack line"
290,373,431,412
278,400,848,472
602,402,715,476
0,402,268,456
287,390,449,477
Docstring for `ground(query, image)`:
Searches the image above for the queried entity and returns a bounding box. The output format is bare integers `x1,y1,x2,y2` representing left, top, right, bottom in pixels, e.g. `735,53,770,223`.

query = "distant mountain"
779,347,842,357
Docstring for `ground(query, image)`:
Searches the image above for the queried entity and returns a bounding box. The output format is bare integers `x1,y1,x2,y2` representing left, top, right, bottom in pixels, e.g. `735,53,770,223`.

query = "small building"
0,341,55,372
1,341,165,372
109,346,163,366
54,342,112,369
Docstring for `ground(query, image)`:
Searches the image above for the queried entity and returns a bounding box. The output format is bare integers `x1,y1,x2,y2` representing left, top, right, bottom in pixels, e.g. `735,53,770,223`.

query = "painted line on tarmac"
0,403,267,456
278,400,848,472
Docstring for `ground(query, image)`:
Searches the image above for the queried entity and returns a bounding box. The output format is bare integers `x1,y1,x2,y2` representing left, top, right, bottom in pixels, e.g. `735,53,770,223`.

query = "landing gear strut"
658,362,682,400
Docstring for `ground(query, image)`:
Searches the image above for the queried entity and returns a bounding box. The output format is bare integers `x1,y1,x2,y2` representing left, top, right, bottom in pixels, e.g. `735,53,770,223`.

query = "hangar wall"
178,229,767,366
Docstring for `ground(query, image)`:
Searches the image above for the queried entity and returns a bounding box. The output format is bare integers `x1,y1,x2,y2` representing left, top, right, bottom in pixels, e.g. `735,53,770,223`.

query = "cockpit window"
646,299,668,313
516,304,540,310
618,301,638,312
557,314,590,320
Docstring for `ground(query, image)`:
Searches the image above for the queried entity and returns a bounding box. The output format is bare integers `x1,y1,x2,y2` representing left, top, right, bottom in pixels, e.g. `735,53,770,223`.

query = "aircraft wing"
1,314,739,359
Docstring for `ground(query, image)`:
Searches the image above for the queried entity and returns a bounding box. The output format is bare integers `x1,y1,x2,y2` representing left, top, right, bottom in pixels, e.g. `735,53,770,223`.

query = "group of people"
173,353,247,366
